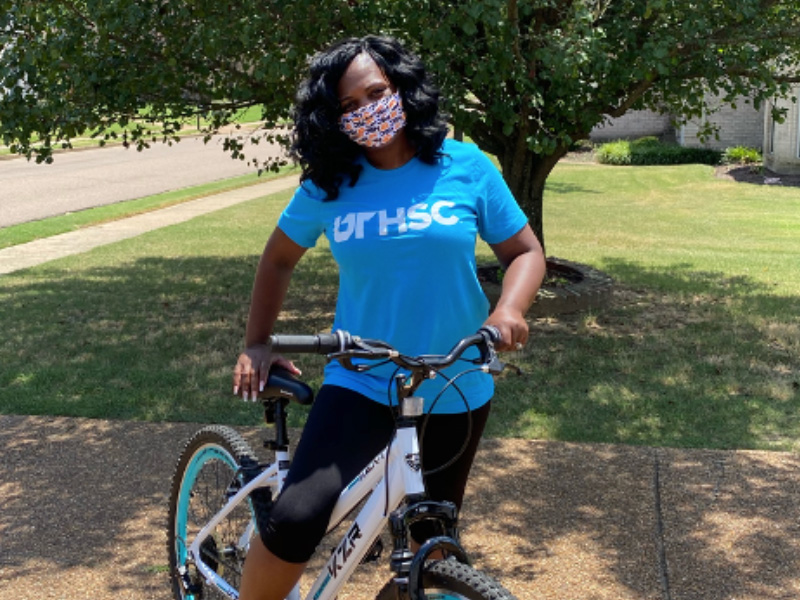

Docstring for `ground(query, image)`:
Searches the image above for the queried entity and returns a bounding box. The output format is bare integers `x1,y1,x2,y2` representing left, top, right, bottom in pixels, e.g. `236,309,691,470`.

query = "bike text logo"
328,522,363,579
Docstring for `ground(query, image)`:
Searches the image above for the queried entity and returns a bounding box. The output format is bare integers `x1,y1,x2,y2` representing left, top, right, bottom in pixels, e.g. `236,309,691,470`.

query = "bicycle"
167,327,519,600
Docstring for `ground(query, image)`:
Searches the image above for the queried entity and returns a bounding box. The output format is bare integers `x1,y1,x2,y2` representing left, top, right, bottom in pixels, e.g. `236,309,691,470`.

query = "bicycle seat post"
264,399,290,452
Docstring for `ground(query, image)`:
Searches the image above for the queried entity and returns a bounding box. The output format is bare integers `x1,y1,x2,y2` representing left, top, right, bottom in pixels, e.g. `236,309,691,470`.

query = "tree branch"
606,79,656,118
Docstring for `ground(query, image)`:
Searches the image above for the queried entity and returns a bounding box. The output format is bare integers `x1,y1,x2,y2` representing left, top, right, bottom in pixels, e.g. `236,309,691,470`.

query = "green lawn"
486,163,800,450
1,162,798,450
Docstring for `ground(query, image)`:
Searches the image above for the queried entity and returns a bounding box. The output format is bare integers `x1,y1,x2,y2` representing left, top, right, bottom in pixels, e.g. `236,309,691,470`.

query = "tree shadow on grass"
544,181,603,195
0,249,339,425
492,258,800,451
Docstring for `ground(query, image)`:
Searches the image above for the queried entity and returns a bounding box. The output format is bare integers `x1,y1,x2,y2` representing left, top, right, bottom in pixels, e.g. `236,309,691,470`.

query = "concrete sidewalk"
1,414,799,600
0,175,299,275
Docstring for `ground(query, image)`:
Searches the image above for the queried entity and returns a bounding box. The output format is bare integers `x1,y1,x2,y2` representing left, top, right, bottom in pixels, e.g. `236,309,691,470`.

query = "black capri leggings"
260,384,491,564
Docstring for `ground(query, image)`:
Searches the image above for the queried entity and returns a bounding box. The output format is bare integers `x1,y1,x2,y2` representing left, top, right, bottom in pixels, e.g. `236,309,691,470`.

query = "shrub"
596,138,722,166
722,146,763,165
594,140,632,165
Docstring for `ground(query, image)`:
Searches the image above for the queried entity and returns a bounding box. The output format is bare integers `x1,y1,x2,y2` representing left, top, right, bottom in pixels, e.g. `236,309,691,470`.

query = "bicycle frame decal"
328,522,362,578
343,449,386,493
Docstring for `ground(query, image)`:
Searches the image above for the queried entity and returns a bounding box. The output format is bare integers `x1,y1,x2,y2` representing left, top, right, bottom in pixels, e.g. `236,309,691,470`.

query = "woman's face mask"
339,92,406,148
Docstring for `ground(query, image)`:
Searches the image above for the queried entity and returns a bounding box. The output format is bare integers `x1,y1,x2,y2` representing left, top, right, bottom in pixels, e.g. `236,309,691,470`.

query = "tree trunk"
499,140,567,255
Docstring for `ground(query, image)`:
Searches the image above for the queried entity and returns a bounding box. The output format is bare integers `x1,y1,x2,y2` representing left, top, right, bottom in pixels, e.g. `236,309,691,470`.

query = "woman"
232,35,545,600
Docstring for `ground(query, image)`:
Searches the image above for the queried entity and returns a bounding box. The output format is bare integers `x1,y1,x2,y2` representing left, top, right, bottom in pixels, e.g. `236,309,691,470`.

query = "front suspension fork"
388,498,471,600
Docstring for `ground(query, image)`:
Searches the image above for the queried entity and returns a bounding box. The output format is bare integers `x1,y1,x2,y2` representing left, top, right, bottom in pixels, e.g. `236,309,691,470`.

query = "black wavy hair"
290,35,449,200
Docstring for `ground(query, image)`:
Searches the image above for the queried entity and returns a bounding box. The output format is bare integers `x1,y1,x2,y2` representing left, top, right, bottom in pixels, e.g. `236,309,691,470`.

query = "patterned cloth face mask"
339,92,407,148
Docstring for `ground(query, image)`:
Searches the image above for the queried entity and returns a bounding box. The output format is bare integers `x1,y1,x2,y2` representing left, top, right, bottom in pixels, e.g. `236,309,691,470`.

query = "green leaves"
2,0,800,241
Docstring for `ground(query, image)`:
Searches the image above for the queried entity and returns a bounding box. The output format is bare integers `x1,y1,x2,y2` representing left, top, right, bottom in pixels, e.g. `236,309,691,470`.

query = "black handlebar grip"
269,333,344,354
480,325,503,344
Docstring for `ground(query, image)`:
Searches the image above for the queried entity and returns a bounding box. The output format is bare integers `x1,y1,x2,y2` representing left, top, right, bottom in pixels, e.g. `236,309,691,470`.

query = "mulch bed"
714,163,800,187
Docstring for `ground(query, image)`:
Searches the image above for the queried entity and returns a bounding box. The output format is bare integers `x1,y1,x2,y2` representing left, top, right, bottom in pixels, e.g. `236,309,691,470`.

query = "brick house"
590,96,765,150
589,91,800,175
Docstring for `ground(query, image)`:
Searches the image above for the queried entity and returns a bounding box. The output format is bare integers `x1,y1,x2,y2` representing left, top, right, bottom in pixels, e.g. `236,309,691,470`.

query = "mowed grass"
483,163,800,450
0,162,798,450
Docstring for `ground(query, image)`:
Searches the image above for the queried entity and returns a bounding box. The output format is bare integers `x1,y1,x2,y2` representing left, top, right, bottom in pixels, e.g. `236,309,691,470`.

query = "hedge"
596,137,722,166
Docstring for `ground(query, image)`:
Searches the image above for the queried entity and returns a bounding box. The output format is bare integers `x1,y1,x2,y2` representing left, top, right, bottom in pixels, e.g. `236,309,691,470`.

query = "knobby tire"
377,558,518,600
167,425,262,600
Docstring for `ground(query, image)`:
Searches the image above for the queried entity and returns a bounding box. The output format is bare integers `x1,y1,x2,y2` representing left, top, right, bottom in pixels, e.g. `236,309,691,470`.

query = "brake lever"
500,361,523,377
328,339,397,372
480,336,523,377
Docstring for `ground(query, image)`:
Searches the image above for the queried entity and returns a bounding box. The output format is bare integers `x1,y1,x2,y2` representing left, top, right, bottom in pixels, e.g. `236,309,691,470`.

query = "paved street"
0,132,284,227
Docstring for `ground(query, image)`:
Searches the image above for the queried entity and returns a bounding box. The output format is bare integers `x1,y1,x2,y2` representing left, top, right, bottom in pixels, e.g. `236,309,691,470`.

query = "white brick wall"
679,96,764,150
590,110,673,142
590,96,765,151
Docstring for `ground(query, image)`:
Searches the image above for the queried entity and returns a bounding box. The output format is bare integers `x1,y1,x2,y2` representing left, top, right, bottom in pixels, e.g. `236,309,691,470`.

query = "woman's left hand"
484,306,529,352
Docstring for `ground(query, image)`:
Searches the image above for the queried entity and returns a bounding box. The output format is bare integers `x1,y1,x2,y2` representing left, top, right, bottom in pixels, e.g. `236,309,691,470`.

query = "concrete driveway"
1,414,799,600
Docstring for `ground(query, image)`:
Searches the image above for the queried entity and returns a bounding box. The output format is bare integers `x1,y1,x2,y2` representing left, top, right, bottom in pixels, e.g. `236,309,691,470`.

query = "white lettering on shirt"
334,211,377,242
407,203,432,230
334,213,355,243
379,208,408,236
334,201,460,243
431,201,458,225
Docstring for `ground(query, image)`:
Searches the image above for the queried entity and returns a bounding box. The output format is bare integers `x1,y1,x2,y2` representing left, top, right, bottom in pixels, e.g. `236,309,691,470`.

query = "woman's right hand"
232,344,302,402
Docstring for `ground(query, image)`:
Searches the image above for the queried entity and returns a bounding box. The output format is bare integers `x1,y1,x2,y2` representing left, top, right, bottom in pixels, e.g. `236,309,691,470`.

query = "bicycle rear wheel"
377,558,517,600
167,425,261,600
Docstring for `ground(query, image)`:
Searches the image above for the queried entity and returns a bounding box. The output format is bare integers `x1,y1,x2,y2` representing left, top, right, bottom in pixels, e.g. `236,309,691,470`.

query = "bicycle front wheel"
167,425,260,600
378,558,518,600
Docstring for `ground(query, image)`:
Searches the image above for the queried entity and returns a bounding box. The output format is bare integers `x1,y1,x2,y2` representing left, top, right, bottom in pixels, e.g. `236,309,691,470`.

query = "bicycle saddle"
262,367,314,405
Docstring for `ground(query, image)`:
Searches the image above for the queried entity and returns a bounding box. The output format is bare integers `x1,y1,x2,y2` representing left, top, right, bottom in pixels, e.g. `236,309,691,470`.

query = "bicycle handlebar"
268,330,352,354
268,326,504,374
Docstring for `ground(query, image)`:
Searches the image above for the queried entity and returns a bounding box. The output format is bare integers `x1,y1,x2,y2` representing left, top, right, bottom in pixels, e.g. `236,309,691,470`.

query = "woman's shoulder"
294,178,328,202
441,138,482,158
440,138,497,176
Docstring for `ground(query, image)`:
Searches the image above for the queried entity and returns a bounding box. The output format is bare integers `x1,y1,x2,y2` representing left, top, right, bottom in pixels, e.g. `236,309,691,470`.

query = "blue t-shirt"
278,139,528,413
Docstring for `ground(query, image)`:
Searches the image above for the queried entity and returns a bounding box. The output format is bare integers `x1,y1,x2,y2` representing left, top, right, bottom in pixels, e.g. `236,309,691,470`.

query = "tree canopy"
2,1,799,248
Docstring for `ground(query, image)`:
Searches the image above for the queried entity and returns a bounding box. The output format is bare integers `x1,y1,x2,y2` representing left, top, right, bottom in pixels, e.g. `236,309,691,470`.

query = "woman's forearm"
495,248,546,316
244,228,308,347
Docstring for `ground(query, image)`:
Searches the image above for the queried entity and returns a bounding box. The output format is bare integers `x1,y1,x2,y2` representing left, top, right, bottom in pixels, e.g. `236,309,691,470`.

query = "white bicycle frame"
186,408,425,600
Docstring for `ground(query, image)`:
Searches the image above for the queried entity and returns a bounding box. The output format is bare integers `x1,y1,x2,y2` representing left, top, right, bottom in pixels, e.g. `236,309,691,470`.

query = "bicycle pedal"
360,538,384,564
